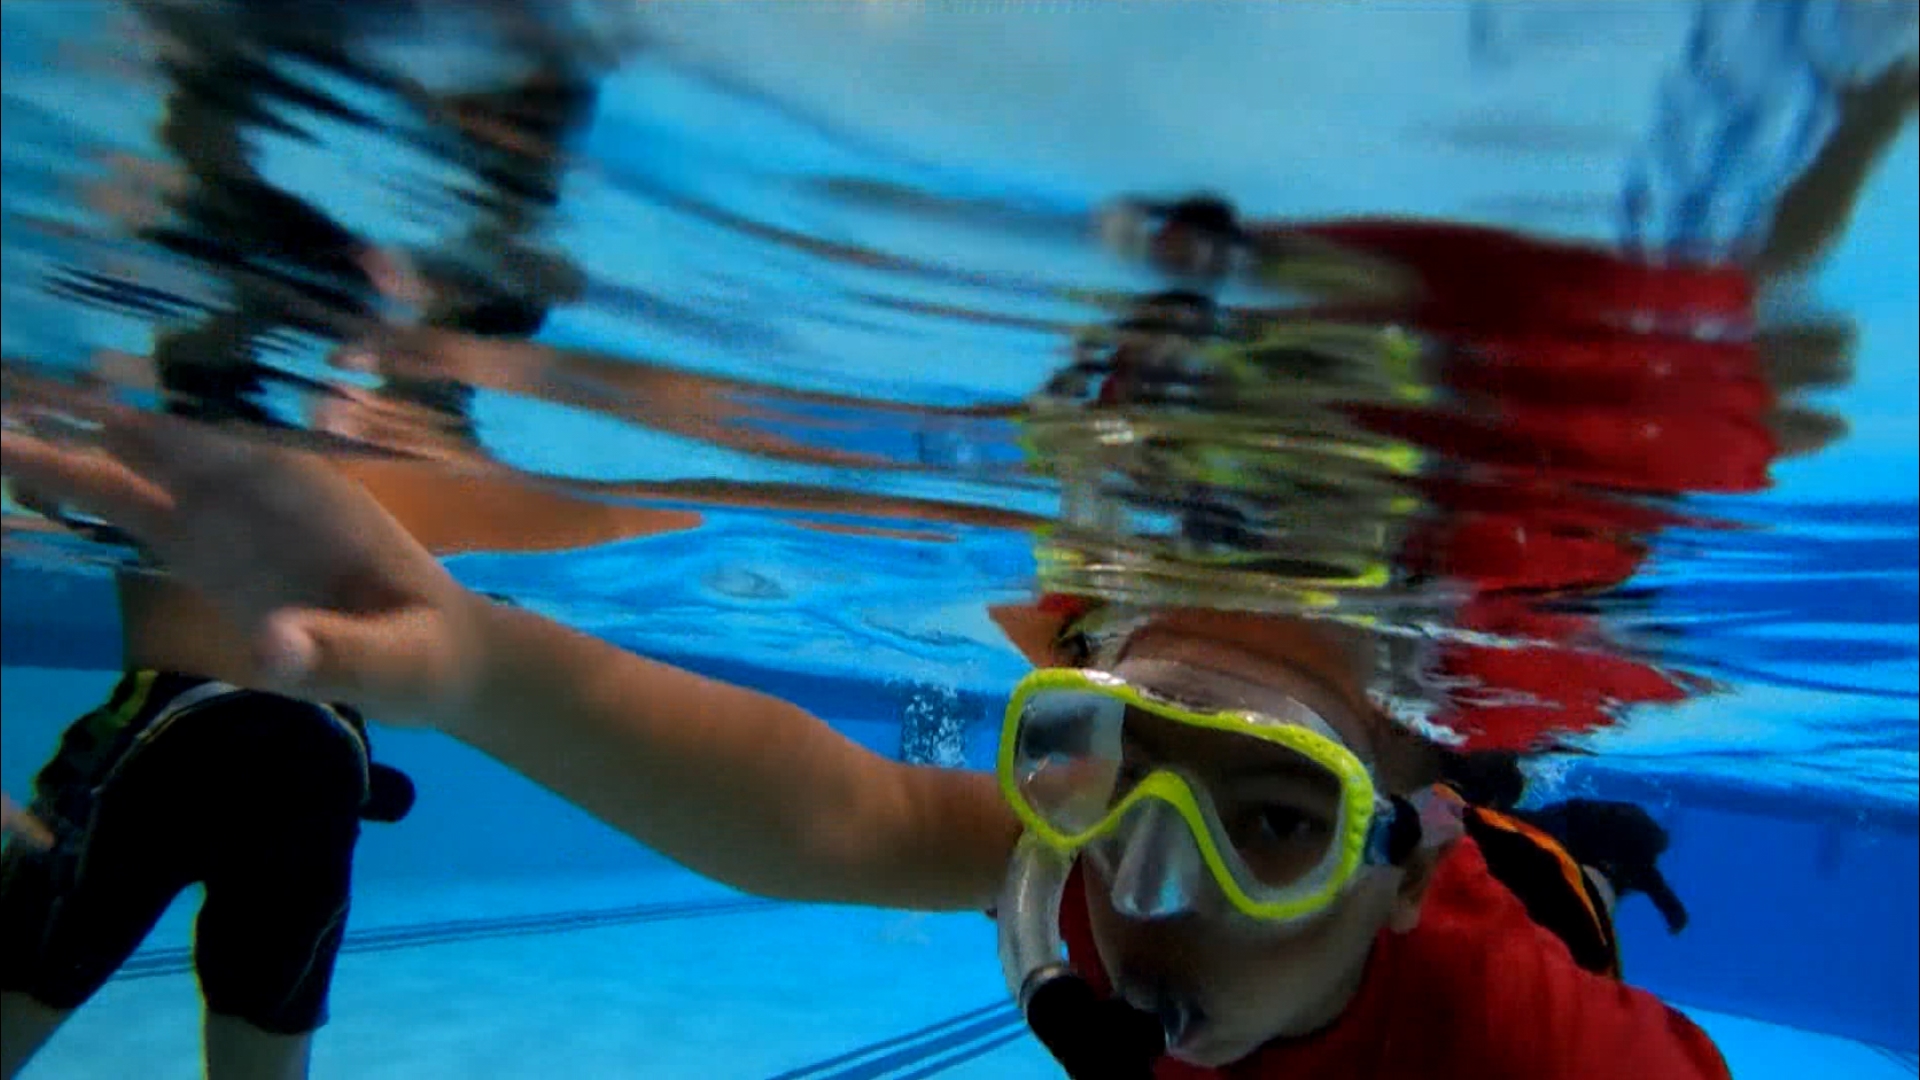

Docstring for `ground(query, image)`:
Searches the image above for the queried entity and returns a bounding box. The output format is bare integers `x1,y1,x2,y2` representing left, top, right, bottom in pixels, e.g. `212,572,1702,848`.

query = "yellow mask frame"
997,667,1403,923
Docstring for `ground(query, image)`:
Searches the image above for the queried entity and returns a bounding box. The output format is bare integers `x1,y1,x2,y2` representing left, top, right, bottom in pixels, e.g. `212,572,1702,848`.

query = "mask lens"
1012,690,1126,834
1201,749,1346,891
1112,704,1352,895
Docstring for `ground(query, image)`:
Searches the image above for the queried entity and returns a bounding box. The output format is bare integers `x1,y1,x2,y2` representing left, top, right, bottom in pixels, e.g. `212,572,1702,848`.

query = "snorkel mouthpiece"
999,834,1168,1079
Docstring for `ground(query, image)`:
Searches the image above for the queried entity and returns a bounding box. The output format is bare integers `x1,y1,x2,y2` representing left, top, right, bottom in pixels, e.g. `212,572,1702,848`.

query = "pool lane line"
760,1001,1027,1080
113,895,783,982
1868,1045,1918,1076
886,1028,1031,1080
114,899,1046,1077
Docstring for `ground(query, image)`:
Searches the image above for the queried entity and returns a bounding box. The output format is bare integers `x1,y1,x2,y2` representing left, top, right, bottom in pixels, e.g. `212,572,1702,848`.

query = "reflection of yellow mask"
998,663,1425,925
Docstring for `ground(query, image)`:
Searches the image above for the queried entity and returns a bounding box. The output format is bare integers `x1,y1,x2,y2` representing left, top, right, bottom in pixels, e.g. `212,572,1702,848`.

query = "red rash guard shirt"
1059,838,1732,1079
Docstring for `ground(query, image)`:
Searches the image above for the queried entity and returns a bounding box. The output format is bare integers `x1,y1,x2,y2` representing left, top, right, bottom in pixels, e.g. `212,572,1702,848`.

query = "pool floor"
15,868,1914,1079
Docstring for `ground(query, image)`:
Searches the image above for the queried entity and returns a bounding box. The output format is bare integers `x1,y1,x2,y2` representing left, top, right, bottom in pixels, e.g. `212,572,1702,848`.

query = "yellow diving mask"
996,658,1425,925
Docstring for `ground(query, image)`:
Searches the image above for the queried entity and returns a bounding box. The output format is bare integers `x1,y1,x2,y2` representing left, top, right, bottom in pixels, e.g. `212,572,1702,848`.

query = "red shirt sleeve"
1419,841,1731,1080
1469,925,1733,1080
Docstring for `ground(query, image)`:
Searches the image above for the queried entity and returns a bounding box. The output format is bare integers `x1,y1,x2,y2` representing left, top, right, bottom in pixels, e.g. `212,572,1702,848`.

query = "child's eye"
1236,805,1332,851
1229,806,1338,886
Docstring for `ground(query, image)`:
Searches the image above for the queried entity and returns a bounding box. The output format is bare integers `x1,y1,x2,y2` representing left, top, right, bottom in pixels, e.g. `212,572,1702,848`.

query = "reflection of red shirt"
1273,220,1767,751
1349,399,1779,495
1286,219,1753,335
1439,331,1775,415
1429,598,1698,752
1059,838,1732,1079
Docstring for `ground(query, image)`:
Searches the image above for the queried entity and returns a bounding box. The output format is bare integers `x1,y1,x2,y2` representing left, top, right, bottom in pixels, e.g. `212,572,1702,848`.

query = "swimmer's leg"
200,1012,313,1080
191,697,367,1080
0,994,72,1079
373,52,602,422
0,728,197,1075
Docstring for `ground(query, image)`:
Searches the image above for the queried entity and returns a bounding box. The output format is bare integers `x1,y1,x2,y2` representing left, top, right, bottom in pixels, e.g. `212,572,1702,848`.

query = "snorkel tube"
998,833,1167,1080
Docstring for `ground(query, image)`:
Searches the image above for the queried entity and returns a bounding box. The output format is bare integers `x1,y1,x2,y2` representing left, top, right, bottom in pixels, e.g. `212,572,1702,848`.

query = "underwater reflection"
0,3,1910,756
1026,197,1861,750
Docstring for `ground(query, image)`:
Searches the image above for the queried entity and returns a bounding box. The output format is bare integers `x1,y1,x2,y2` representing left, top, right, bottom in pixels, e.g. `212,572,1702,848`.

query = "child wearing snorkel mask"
980,599,1716,1078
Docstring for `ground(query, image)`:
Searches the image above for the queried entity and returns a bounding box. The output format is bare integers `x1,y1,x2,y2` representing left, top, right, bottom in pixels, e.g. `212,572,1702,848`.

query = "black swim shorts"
0,671,372,1034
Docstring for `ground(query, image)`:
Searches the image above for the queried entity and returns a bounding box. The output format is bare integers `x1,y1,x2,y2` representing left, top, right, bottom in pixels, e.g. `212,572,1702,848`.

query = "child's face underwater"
1063,611,1443,1066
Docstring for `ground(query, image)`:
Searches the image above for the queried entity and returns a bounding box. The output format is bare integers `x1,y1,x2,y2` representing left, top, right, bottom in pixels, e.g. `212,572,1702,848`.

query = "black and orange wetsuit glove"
1515,799,1690,935
363,763,417,824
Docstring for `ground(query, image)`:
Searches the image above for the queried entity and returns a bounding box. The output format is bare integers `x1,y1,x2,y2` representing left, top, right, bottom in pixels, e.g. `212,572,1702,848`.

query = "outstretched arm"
2,399,1020,911
445,596,1020,909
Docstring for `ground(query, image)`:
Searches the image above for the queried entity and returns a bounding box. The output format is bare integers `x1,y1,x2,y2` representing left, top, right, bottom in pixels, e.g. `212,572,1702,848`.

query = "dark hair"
1437,750,1528,810
1117,290,1220,337
1158,196,1243,239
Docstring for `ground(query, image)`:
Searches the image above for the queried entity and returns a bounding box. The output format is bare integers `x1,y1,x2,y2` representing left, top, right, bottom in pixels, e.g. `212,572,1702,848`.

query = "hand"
1,792,53,853
1516,799,1689,934
1,379,485,730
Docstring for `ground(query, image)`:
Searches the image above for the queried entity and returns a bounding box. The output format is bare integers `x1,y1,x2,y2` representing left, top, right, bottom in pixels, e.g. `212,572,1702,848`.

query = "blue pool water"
3,3,1918,1077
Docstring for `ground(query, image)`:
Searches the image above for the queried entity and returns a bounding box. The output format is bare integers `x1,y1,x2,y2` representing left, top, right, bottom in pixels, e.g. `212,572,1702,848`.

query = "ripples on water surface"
2,2,1916,811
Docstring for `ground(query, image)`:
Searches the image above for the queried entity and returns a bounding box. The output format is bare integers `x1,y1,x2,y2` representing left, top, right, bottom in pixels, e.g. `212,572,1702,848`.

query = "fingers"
1768,405,1850,459
1,793,54,852
356,245,434,314
0,426,174,539
1640,867,1690,935
3,369,184,478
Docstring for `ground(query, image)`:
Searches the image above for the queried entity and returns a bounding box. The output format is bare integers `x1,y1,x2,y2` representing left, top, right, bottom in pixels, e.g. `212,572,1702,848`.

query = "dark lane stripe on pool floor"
1870,1046,1919,1076
886,1029,1031,1080
112,896,783,982
761,1002,1026,1080
114,904,1040,1076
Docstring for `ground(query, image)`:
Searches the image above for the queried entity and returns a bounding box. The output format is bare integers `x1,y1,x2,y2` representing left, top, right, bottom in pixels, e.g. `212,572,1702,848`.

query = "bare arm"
438,597,1023,910
345,456,1027,910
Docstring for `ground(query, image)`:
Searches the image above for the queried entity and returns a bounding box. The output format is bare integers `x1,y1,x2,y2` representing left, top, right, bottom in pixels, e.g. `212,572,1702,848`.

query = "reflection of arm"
363,330,1018,473
339,458,701,556
336,458,1041,557
1752,62,1918,281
